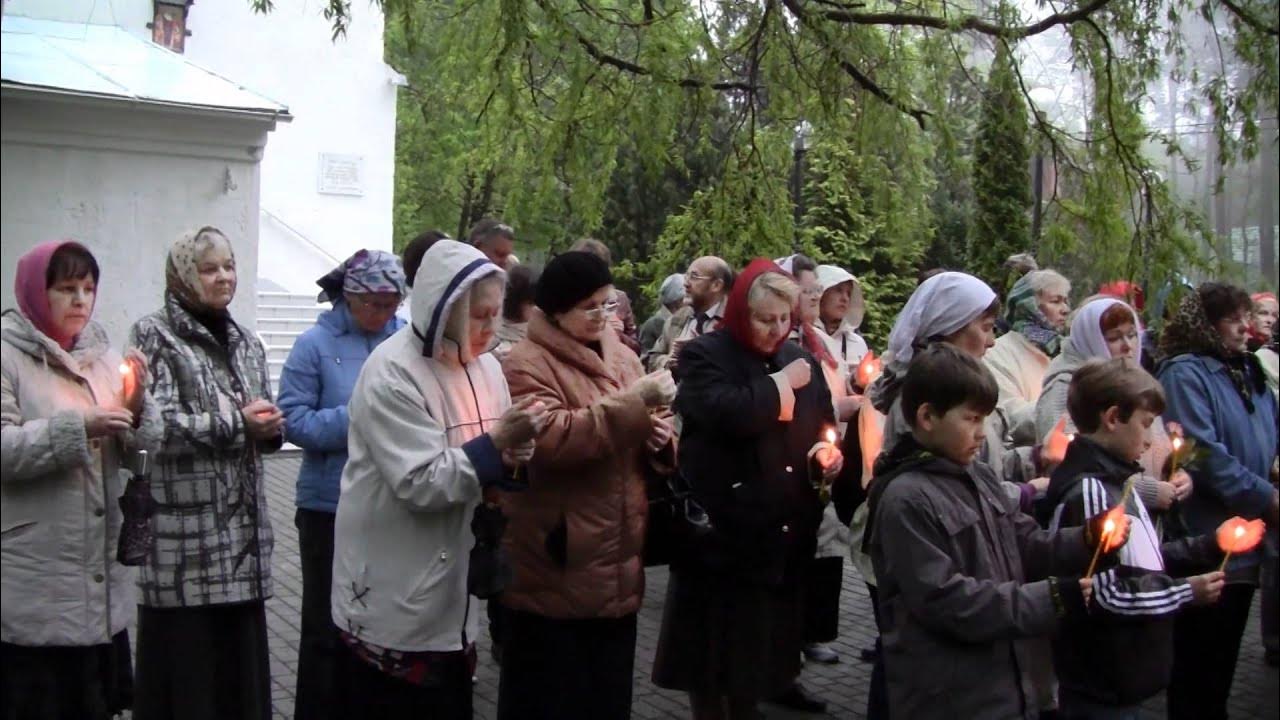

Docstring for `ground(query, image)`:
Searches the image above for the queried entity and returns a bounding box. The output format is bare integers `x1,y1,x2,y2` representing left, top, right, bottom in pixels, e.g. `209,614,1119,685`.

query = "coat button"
93,573,105,583
94,507,105,517
439,551,448,561
785,466,793,473
782,525,790,533
336,357,342,365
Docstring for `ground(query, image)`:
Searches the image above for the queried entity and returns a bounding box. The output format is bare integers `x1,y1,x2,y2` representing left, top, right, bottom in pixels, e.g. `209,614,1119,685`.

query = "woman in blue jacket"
277,249,406,720
1157,282,1279,720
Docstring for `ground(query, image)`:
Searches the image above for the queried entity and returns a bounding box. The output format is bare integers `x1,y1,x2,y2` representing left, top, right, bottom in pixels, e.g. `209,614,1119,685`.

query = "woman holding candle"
276,249,406,720
1157,282,1279,720
128,227,284,720
652,260,841,720
1,241,163,719
1035,296,1189,521
496,251,676,720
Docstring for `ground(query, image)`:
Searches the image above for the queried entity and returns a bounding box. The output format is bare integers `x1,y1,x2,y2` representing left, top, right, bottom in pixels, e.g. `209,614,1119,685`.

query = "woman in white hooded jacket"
330,240,546,719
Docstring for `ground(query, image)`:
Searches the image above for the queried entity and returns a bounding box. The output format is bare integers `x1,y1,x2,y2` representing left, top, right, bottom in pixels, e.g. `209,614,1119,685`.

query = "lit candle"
1217,517,1265,571
825,428,837,446
119,362,131,375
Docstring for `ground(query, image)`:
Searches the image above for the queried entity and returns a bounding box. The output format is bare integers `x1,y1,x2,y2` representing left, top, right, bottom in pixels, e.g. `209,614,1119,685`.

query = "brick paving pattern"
261,455,1278,719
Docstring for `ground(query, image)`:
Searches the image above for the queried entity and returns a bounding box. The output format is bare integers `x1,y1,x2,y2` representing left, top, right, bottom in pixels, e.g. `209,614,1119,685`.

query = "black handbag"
116,450,156,566
468,502,514,599
644,467,712,567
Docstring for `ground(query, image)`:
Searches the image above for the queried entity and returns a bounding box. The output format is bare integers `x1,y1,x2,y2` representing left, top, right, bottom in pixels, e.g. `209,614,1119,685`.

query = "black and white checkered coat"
129,294,278,608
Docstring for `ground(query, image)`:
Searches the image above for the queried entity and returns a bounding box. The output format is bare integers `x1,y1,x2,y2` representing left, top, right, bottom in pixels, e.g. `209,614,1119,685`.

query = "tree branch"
1218,0,1280,37
574,33,756,91
816,0,1115,40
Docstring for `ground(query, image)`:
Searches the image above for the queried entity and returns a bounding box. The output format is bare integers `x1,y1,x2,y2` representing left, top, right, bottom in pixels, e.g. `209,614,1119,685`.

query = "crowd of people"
1,223,1277,720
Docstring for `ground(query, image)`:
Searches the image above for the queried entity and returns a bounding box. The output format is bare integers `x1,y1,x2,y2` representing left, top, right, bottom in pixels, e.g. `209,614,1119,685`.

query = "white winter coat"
985,330,1051,448
1,310,162,646
332,241,510,652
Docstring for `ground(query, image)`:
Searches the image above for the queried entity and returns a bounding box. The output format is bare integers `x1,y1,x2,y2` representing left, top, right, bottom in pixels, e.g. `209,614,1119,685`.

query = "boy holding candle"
866,345,1124,720
1043,357,1227,718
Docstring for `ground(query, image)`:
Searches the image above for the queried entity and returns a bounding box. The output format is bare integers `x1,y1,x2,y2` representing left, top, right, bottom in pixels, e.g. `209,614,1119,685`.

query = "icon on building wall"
150,0,192,54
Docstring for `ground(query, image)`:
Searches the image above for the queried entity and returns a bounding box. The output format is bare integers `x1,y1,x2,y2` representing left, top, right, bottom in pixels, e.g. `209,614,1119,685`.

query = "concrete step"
260,330,303,346
257,291,321,308
258,317,319,333
258,303,326,320
265,345,293,362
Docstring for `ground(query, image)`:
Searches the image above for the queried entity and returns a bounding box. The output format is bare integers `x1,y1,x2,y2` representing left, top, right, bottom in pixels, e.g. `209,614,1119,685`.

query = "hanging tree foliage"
252,0,1278,305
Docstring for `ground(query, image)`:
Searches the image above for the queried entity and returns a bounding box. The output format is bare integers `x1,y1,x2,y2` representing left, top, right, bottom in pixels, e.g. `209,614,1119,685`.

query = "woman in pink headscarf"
1,240,162,719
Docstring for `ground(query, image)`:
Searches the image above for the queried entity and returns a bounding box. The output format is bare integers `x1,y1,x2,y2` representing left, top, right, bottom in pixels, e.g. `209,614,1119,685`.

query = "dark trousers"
866,583,889,720
1262,548,1278,656
134,601,271,720
331,641,472,720
1167,583,1256,720
802,556,844,644
497,609,637,720
294,509,337,720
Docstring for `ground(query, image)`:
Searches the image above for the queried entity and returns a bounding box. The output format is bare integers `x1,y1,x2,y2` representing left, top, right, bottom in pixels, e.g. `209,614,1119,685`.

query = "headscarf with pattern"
1160,288,1263,412
315,249,407,304
165,227,235,345
1005,272,1062,356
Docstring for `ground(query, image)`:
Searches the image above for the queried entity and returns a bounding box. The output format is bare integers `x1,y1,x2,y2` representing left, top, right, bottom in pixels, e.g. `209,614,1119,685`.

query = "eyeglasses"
581,300,620,319
350,296,402,313
687,271,713,283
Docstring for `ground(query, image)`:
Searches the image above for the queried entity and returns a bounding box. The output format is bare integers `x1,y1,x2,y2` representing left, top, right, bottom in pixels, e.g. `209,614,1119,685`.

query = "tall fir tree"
972,42,1033,294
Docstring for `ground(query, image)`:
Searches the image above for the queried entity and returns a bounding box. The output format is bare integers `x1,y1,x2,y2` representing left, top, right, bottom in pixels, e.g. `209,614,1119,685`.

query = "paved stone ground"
262,454,1278,719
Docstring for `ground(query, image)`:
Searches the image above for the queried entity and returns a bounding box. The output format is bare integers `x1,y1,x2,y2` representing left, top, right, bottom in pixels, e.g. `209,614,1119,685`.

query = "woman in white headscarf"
1035,296,1185,519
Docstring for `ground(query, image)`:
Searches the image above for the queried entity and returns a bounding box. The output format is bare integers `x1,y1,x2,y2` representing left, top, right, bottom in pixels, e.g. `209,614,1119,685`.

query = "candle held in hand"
825,428,837,445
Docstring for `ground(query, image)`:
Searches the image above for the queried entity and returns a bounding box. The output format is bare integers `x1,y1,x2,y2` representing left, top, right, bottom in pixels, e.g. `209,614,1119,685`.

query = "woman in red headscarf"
651,259,842,719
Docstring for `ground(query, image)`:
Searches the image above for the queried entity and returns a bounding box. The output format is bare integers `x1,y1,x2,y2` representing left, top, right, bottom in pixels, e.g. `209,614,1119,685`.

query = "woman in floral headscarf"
277,249,405,720
1157,282,1278,720
984,269,1072,448
129,227,284,720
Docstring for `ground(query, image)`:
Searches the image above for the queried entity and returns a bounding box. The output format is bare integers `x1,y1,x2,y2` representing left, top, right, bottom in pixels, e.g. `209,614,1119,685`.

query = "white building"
1,13,289,345
2,1,399,389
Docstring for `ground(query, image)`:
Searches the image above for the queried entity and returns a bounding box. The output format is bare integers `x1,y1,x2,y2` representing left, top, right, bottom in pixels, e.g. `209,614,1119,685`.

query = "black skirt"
330,641,472,720
497,609,637,720
0,630,132,720
650,564,802,699
132,601,271,720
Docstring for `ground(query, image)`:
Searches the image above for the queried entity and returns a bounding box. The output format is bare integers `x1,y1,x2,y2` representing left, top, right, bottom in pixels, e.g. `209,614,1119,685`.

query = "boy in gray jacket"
867,345,1128,720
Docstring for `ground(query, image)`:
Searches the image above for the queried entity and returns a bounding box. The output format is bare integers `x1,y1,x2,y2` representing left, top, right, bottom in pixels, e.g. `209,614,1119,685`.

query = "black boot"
769,682,827,713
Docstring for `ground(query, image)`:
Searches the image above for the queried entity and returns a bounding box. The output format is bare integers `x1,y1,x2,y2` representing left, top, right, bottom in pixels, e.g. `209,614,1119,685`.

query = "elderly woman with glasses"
497,251,677,720
276,249,406,720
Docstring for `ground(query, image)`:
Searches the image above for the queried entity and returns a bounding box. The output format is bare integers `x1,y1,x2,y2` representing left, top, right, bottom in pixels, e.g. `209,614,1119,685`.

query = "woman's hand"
646,413,675,454
632,370,677,408
812,442,844,481
241,399,284,440
120,349,149,418
1168,469,1193,503
84,407,135,438
502,440,536,468
492,397,549,451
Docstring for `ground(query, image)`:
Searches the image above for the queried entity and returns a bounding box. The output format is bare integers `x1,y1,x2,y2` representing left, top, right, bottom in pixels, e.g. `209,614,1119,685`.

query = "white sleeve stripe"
1094,572,1194,615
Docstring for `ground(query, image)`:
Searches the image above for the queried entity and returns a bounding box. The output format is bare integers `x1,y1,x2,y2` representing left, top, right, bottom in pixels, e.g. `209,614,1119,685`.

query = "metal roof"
1,16,291,120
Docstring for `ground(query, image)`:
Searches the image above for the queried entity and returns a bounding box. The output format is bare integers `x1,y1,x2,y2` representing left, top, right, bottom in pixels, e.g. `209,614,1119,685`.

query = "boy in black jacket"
867,345,1127,720
1044,357,1226,718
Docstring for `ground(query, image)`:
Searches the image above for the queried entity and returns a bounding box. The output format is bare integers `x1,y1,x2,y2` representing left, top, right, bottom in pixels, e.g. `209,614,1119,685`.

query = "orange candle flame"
1217,517,1265,555
1171,436,1184,452
825,428,837,445
119,362,131,375
856,351,884,388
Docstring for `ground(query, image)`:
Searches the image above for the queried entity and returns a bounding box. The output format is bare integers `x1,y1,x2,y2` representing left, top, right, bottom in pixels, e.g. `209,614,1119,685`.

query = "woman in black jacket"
651,259,842,720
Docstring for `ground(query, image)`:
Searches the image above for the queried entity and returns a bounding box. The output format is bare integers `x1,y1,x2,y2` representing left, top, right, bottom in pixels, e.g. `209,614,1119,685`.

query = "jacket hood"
410,240,505,361
816,265,865,330
1,308,109,370
1042,335,1087,389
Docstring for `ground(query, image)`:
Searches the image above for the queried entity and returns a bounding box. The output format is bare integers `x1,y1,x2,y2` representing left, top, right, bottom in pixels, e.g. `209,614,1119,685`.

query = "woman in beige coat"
498,251,676,720
2,240,161,719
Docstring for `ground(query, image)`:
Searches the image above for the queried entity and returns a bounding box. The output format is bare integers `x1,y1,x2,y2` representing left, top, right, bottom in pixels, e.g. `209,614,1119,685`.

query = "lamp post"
791,121,811,250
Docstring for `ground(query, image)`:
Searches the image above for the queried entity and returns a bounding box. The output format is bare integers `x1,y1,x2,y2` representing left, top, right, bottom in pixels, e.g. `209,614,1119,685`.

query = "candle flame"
856,351,884,387
1172,436,1184,451
119,362,130,375
1103,518,1115,534
1235,526,1245,538
825,428,837,445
